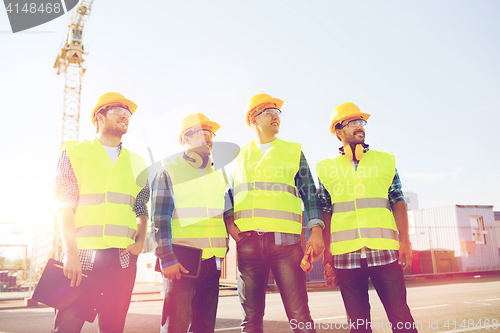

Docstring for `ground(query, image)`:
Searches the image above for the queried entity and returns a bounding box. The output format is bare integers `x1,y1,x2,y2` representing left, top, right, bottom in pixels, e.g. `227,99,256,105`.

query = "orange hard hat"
179,113,220,146
245,93,283,126
91,92,137,125
329,102,370,135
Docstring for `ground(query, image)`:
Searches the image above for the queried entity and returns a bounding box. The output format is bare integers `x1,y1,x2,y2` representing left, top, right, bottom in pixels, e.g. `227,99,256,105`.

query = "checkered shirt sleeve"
151,169,179,269
54,149,80,212
296,151,325,230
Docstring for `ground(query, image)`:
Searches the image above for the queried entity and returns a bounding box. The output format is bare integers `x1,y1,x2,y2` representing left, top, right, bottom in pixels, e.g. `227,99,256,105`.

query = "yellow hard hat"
329,102,370,135
179,113,220,146
91,92,137,125
245,93,283,126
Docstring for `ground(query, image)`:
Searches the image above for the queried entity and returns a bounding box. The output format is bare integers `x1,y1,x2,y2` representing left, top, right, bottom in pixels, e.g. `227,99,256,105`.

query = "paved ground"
1,274,499,332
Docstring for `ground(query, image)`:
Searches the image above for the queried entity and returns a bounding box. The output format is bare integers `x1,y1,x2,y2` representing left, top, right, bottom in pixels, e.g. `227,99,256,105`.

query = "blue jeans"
51,248,137,333
161,256,221,333
237,233,315,333
337,259,418,333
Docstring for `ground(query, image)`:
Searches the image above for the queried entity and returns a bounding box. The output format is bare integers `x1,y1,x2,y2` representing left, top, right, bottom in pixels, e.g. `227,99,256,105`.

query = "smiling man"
151,113,229,333
53,92,149,332
317,102,417,333
225,93,324,333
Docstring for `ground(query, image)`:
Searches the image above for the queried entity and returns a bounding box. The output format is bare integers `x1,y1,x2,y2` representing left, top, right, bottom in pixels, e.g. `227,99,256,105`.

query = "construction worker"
151,113,229,333
225,93,325,333
53,92,149,332
317,102,417,333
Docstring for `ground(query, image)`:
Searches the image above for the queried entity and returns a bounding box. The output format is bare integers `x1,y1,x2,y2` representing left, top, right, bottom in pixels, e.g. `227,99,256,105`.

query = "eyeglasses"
255,108,282,118
341,119,367,129
108,107,132,118
190,129,216,139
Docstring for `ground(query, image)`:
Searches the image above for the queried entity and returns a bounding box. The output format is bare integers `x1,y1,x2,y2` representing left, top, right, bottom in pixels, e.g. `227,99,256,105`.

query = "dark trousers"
237,233,315,333
337,260,418,333
51,248,137,333
161,256,221,333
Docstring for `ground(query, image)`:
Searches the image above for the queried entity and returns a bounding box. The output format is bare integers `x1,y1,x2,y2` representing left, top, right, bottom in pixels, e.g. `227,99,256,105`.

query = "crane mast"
54,0,94,143
48,0,94,262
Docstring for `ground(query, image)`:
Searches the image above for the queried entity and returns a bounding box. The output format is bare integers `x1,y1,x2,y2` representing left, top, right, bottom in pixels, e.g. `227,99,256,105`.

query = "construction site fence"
304,225,500,283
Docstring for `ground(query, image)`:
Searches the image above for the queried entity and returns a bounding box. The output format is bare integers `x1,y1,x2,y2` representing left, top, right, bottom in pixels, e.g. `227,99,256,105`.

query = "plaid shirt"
150,167,177,269
318,148,403,269
55,143,150,270
224,149,324,246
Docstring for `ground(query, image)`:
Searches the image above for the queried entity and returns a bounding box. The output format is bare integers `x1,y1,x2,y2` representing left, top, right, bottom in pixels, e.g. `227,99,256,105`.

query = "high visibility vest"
317,150,399,255
231,138,303,234
65,139,148,250
164,157,228,259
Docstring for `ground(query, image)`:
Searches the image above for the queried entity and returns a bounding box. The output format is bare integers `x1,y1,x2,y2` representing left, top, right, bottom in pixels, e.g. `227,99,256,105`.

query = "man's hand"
323,249,333,267
305,226,325,260
322,249,338,287
323,263,338,288
120,239,145,257
63,252,83,287
398,240,413,272
162,263,189,280
392,200,413,272
225,216,244,242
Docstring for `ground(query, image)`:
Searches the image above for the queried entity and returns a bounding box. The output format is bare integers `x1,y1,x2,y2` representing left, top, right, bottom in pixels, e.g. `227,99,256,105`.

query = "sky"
1,0,499,257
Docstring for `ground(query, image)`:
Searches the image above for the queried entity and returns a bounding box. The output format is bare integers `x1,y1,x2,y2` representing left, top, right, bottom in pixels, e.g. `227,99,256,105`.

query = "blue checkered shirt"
318,150,403,269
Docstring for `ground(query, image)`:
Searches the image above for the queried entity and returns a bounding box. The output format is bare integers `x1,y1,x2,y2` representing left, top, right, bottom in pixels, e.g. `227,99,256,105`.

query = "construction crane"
54,0,94,142
48,0,94,262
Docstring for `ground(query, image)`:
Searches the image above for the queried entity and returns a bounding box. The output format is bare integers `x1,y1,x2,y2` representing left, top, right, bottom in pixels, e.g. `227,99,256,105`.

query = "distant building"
403,192,419,211
409,205,499,273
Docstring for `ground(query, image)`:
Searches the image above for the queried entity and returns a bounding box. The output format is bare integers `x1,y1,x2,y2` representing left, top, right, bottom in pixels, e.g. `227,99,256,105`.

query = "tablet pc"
155,244,203,278
32,258,98,322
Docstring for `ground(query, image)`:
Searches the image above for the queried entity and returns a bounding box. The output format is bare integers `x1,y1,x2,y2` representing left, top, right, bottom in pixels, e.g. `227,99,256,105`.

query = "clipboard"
32,258,98,323
155,244,203,278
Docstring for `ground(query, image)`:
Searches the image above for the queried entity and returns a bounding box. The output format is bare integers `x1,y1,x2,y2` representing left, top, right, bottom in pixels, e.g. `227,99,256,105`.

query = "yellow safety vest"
231,138,303,234
65,139,148,250
317,150,399,255
164,157,228,259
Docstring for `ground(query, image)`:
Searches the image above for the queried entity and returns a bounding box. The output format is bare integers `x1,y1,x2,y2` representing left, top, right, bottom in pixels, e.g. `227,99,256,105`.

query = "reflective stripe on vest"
173,207,224,220
234,182,300,198
172,237,228,248
75,225,137,240
78,192,135,209
231,139,303,234
331,227,399,243
235,209,302,224
333,198,391,213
